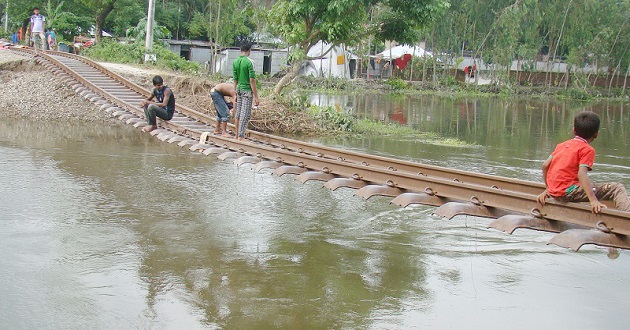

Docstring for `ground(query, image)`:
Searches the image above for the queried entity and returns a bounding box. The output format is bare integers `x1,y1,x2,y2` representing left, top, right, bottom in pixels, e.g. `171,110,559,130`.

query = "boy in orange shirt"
537,111,630,213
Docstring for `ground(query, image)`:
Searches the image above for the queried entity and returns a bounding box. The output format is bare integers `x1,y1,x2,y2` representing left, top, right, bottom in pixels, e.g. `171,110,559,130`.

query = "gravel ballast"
0,50,110,123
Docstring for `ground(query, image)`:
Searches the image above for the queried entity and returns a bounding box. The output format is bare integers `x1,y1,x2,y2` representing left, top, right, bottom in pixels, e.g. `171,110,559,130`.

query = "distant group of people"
16,7,57,51
140,42,259,141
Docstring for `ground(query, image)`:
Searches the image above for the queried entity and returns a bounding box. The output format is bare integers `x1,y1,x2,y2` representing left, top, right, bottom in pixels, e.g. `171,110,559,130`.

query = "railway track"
11,47,630,251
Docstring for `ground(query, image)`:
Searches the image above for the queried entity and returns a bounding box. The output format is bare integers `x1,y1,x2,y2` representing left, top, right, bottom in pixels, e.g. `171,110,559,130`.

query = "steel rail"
40,50,546,195
14,48,630,249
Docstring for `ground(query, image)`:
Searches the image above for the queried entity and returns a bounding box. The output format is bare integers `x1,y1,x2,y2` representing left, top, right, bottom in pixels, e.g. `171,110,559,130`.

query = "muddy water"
1,95,629,329
306,93,630,184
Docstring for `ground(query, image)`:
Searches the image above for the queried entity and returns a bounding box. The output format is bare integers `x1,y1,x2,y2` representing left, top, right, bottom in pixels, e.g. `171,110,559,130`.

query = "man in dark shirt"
140,75,176,132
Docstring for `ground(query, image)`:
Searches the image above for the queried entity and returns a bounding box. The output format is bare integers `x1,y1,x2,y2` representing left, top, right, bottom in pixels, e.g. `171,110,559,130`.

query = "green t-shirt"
232,55,256,91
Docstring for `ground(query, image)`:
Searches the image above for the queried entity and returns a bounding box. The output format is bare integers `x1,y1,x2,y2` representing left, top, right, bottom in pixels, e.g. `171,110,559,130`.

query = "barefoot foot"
142,125,157,132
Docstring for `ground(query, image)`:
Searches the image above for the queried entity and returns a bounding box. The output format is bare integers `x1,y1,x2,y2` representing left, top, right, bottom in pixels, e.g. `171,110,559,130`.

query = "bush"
562,88,591,101
386,78,409,90
82,40,201,74
308,105,354,132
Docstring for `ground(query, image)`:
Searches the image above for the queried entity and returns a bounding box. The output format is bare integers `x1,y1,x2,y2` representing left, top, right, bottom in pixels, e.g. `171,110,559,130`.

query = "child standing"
537,111,630,213
232,42,259,141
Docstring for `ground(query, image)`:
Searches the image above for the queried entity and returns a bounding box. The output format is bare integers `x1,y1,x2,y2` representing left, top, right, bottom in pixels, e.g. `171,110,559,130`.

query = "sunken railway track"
11,47,630,251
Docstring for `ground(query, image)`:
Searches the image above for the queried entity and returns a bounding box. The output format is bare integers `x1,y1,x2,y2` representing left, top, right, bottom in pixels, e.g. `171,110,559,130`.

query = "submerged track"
11,48,630,251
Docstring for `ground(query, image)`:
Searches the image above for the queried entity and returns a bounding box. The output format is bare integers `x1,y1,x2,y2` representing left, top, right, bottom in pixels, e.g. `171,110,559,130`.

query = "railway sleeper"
177,139,198,147
189,143,211,151
234,156,262,167
548,229,630,251
253,160,284,173
356,184,403,200
127,118,145,126
158,132,179,142
274,165,308,176
324,177,368,191
433,200,512,220
296,171,336,184
489,214,587,234
202,147,230,155
217,151,242,161
391,192,446,207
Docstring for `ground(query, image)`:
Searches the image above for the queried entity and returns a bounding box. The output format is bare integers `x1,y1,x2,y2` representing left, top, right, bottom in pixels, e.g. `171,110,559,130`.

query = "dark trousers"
144,104,173,126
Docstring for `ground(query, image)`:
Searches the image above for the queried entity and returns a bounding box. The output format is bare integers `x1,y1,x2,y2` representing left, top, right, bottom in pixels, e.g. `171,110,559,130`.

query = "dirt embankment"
100,62,318,135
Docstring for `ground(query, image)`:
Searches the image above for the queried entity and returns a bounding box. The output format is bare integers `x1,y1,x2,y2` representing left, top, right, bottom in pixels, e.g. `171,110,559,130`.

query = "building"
165,39,214,64
214,47,288,76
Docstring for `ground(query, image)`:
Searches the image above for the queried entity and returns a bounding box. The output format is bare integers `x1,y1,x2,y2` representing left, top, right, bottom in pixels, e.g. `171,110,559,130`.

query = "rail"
11,47,630,252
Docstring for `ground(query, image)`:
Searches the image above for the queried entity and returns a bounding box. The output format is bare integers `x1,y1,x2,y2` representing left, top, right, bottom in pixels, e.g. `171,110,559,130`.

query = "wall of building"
190,48,211,64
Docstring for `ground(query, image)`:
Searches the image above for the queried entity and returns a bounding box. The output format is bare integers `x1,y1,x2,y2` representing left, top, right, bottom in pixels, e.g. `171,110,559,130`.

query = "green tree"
268,0,371,95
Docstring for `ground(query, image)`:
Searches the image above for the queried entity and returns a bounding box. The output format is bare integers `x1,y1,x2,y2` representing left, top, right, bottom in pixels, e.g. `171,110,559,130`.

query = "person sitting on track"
537,111,630,213
139,75,176,133
209,82,236,137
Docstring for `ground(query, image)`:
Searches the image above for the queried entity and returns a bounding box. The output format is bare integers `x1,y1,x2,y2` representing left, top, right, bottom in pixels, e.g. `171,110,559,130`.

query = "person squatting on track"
140,75,176,133
232,42,259,141
209,83,236,138
27,7,46,50
537,111,630,213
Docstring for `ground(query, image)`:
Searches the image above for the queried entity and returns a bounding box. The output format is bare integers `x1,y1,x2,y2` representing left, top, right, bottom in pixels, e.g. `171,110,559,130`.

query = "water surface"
1,95,629,329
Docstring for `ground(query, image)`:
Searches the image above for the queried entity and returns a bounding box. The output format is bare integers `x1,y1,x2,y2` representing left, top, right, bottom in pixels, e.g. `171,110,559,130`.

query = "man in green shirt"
232,42,259,141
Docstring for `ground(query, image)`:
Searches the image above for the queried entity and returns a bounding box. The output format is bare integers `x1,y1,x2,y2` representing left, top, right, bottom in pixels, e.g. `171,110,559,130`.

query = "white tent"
376,44,432,60
88,26,113,37
299,40,357,79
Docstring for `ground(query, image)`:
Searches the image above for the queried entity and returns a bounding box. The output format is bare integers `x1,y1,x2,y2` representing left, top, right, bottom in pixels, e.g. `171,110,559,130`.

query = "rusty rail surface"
12,47,630,252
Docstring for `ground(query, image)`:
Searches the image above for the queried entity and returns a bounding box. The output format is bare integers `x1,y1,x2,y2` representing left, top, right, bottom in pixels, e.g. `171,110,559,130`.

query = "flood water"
1,93,629,329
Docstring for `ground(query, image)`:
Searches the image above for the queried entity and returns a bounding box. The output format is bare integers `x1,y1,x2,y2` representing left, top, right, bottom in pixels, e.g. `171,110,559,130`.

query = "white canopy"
376,44,432,60
88,26,113,37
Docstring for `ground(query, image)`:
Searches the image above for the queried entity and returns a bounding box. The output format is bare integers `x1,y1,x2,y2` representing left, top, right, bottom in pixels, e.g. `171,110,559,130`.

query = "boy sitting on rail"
140,75,176,133
537,111,630,213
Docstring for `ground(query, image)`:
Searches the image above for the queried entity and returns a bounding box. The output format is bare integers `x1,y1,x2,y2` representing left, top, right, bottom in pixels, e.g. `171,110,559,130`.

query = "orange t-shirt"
546,137,595,197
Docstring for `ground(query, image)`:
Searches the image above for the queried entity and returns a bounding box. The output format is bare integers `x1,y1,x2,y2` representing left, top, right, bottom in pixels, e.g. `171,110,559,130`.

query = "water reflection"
1,115,629,328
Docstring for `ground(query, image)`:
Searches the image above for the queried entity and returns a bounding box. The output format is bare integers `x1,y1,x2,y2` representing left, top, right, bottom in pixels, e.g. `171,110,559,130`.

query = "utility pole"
144,0,156,63
4,0,8,34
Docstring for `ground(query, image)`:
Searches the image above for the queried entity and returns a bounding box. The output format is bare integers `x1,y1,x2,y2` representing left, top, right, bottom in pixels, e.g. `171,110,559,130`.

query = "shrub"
308,105,354,132
386,78,409,90
83,40,201,74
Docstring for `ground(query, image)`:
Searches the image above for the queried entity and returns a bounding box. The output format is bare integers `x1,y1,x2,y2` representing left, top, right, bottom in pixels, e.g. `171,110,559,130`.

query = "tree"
75,0,117,42
268,0,449,95
268,0,372,95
